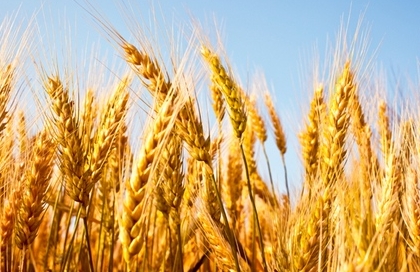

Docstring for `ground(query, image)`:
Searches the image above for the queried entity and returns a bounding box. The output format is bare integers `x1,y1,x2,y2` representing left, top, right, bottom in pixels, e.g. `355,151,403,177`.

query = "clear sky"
2,1,420,195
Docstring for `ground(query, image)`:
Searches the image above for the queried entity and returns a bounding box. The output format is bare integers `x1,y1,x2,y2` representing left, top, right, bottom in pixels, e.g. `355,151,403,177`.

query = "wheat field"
0,3,419,272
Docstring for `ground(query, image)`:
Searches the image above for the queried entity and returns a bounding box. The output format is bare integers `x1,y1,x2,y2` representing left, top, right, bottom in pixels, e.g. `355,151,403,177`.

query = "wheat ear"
300,86,325,190
15,132,55,251
264,92,289,198
122,42,170,102
201,45,269,272
320,61,354,188
89,77,130,187
44,76,88,206
154,134,184,271
0,64,13,134
120,95,176,264
1,198,14,271
201,46,247,139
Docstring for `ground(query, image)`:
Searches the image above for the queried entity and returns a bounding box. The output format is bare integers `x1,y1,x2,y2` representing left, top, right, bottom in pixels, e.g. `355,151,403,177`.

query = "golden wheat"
1,5,420,272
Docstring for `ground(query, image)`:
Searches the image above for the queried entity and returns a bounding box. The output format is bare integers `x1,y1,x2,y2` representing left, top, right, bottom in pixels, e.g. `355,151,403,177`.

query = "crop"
0,4,419,272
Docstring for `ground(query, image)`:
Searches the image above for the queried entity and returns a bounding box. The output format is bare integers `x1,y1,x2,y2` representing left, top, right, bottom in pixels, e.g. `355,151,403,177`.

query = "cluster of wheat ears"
0,5,419,272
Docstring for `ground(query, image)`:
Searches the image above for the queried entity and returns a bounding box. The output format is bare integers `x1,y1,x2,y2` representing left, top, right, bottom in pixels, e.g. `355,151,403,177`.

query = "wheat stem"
240,143,268,272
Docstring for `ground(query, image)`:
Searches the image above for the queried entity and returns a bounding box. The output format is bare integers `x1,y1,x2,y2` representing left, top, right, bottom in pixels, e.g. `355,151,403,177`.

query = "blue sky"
2,1,420,194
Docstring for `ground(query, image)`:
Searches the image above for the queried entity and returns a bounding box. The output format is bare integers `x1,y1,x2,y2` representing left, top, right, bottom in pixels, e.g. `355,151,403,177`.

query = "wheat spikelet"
349,89,378,201
95,122,130,271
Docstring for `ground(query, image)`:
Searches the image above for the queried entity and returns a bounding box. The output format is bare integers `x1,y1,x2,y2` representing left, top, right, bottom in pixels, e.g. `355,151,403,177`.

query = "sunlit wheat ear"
344,90,378,269
201,46,247,139
374,113,404,270
1,198,14,270
293,186,332,272
264,91,289,200
264,92,286,156
121,42,170,102
211,83,226,130
223,137,243,225
175,99,222,225
375,101,397,217
247,94,267,144
349,89,379,207
153,134,184,271
320,61,354,188
43,76,88,206
202,45,269,271
120,95,177,264
242,123,258,175
80,89,97,160
15,132,55,250
89,77,130,186
0,64,14,134
300,86,325,186
196,202,250,272
378,100,392,161
402,167,420,260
